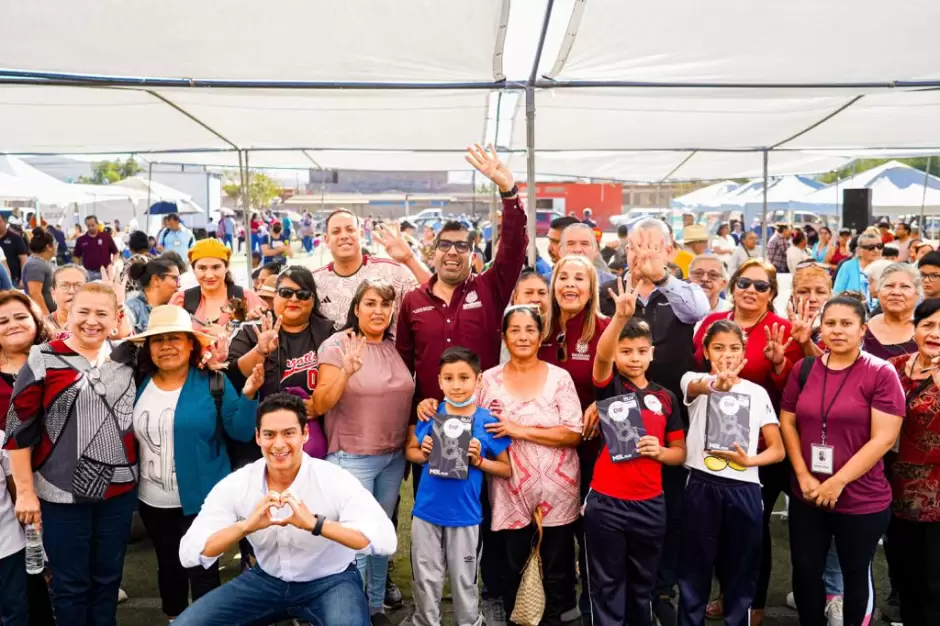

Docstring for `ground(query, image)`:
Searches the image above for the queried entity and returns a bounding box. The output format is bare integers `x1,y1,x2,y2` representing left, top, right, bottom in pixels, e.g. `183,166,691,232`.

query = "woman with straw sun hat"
115,304,263,622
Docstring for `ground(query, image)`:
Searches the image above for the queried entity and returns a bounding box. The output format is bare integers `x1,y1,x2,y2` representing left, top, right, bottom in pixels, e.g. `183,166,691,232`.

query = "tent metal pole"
239,150,253,287
761,150,769,248
525,85,537,267
920,156,932,234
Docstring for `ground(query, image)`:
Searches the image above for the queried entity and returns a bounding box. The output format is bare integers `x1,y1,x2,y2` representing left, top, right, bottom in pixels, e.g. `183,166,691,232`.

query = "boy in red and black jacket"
584,285,686,626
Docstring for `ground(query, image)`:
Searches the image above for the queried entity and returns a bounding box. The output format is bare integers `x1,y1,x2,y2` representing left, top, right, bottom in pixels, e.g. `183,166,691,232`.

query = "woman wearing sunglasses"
780,296,903,626
4,283,138,626
228,266,333,454
125,257,181,334
693,258,802,625
834,232,883,304
311,278,413,622
169,238,266,336
863,263,920,360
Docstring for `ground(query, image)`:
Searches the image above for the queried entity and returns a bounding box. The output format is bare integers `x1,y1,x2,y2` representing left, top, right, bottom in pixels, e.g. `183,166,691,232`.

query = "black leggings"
887,516,940,626
788,497,889,626
139,502,221,617
500,522,577,626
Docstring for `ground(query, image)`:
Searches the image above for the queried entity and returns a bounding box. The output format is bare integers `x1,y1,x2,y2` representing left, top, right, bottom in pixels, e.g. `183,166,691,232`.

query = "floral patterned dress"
480,362,583,530
889,354,940,521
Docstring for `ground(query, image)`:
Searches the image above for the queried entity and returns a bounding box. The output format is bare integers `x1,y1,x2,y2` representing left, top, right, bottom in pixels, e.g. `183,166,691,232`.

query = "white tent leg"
761,150,769,247
525,85,537,267
239,150,253,286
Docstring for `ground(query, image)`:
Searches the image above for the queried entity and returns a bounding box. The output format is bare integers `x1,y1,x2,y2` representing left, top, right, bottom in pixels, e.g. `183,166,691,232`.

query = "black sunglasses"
735,277,772,293
276,287,314,301
436,240,471,253
858,243,884,251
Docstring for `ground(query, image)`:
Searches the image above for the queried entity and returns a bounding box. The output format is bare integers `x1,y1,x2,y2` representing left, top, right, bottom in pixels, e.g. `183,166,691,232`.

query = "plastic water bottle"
24,524,44,575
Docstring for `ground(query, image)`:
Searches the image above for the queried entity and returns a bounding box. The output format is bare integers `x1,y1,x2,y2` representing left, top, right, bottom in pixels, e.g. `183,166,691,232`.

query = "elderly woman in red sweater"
692,258,803,625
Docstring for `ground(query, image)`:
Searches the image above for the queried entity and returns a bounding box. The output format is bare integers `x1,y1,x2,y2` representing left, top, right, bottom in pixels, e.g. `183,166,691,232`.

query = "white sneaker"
117,588,128,603
825,596,844,626
786,592,797,610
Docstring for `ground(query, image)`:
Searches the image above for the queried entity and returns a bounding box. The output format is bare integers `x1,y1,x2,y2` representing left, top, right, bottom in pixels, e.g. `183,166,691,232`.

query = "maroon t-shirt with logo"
74,232,117,272
781,352,905,514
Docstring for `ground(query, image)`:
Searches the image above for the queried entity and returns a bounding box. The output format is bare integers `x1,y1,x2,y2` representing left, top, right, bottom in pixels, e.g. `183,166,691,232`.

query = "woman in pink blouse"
481,305,583,625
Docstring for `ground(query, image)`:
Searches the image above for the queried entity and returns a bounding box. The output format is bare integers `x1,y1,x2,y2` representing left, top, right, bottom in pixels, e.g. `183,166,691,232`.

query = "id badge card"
810,444,834,475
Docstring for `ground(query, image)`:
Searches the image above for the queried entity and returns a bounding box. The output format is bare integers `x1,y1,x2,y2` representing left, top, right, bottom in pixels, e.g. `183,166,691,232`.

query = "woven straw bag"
510,508,546,626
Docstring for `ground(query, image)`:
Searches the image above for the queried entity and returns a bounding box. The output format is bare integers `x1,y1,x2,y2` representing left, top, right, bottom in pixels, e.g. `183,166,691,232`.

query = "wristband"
499,184,519,199
652,272,670,287
311,515,325,536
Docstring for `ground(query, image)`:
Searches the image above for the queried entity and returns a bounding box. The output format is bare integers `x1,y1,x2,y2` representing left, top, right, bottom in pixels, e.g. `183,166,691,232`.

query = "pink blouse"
480,363,583,530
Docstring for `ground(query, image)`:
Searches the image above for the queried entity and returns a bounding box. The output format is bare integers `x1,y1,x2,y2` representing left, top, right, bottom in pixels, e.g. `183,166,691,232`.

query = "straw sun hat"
126,305,216,346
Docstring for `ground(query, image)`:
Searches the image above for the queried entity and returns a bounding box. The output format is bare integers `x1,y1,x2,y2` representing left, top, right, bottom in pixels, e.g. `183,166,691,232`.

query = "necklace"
731,309,768,343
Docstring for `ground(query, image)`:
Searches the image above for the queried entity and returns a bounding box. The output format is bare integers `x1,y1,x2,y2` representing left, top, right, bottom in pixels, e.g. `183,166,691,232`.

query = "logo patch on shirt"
321,296,331,304
462,290,482,310
644,394,663,414
571,339,591,361
413,305,435,315
466,290,479,304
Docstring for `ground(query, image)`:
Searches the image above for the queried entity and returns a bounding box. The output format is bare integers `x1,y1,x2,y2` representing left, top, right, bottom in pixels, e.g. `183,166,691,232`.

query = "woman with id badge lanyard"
779,295,904,626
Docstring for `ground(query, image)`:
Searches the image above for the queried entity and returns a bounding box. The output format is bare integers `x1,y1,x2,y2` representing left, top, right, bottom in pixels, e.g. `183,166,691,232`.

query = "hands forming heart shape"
246,489,318,533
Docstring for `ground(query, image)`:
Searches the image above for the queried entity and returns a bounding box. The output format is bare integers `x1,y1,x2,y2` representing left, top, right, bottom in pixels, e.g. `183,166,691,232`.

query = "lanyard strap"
819,352,861,445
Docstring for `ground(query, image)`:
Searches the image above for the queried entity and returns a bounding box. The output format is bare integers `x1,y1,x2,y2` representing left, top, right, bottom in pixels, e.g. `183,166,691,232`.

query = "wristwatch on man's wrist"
499,184,519,199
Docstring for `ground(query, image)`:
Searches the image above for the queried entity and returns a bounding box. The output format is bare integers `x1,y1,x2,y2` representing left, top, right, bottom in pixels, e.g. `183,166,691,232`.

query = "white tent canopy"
793,161,940,216
115,176,205,213
671,181,740,211
3,0,940,184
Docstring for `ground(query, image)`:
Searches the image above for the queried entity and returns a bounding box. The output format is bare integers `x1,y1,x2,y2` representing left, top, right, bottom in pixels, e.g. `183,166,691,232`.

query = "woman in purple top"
780,295,905,626
312,278,414,621
863,263,919,359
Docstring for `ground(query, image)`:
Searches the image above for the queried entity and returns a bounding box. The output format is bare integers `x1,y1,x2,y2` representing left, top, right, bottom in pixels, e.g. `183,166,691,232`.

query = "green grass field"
116,478,890,625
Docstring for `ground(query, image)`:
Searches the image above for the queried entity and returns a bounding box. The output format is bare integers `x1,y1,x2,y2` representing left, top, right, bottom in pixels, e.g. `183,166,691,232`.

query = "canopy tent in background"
671,181,740,211
793,161,940,217
115,176,205,214
740,176,828,227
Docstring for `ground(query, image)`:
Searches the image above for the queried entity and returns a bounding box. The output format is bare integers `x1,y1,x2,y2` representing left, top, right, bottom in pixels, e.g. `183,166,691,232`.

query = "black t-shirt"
226,315,333,465
0,231,28,283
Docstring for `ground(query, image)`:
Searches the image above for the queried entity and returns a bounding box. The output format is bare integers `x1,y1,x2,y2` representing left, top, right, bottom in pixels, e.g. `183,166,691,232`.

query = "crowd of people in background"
2,154,940,626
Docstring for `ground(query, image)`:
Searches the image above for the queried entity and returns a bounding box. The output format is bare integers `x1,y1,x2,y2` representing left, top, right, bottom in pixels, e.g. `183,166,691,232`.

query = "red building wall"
518,182,624,230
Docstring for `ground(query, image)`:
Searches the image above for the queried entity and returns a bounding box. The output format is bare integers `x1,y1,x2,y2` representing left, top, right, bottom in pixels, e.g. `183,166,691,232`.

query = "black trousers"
754,459,791,609
584,491,665,626
576,438,603,621
678,471,762,626
501,521,577,626
788,497,889,626
138,502,221,617
655,464,689,599
887,516,940,626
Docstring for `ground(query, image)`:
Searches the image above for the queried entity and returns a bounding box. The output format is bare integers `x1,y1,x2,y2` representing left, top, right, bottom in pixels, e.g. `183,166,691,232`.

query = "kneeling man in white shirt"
175,393,397,626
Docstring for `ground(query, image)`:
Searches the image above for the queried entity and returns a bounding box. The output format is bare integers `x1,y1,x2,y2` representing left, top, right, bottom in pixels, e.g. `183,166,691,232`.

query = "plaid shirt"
766,233,788,274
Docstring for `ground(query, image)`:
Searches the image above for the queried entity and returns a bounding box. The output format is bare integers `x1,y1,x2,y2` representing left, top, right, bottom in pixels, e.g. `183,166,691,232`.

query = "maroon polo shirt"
539,309,611,411
396,197,527,405
74,232,117,272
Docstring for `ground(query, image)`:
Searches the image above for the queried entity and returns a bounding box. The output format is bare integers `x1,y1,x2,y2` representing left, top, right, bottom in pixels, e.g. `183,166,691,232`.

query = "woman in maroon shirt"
538,254,609,620
887,298,940,625
693,258,802,623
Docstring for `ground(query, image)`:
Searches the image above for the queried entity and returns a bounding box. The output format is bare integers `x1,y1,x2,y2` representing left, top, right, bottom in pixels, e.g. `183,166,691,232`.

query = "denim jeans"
0,548,28,626
824,541,844,596
327,450,405,611
0,263,12,290
175,564,369,626
40,489,137,626
302,236,314,253
221,234,234,250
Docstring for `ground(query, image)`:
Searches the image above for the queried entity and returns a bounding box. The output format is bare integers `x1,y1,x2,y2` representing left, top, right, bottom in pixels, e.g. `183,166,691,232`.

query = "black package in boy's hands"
428,413,473,480
597,393,646,462
706,391,751,452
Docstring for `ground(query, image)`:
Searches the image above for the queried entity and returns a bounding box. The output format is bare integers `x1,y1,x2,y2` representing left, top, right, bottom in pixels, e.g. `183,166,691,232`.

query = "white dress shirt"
179,454,397,583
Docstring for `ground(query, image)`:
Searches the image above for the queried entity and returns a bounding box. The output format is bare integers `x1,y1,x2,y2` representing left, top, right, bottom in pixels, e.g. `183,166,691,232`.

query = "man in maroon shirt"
396,145,526,618
73,215,118,281
396,145,526,405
